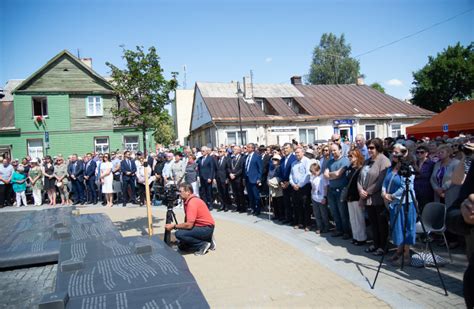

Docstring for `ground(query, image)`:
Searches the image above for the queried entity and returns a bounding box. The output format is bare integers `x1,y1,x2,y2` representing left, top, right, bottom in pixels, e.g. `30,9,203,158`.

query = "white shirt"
310,174,328,202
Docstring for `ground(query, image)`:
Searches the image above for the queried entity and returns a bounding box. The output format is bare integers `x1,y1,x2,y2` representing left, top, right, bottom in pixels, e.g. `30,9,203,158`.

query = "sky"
0,0,473,100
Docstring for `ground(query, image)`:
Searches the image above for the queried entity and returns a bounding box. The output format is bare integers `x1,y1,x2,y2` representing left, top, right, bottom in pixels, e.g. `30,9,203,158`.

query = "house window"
391,123,402,138
227,131,247,145
255,99,266,112
86,96,103,116
94,137,109,153
124,136,139,151
27,139,44,160
284,98,299,113
299,128,316,144
365,125,376,140
32,97,48,117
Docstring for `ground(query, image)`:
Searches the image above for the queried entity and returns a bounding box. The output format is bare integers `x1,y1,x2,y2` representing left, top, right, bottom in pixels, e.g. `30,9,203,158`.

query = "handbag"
340,167,360,203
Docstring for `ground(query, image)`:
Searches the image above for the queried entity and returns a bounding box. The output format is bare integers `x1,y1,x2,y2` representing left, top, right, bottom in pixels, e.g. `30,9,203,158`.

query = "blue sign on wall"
442,124,449,133
333,119,355,126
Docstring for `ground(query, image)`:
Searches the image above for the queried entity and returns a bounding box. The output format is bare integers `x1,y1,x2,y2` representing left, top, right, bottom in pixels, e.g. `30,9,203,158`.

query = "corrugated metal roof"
1,80,24,102
197,82,304,98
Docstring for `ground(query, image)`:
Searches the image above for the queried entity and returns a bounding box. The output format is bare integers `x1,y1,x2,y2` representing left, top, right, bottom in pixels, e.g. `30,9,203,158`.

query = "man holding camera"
165,183,216,255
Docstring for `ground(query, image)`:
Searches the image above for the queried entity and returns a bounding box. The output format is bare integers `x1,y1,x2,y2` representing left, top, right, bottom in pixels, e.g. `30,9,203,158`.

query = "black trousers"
292,184,312,227
283,186,294,222
86,177,97,203
230,178,245,211
465,255,474,308
272,196,284,220
122,177,136,204
0,185,8,206
367,204,389,250
216,179,231,210
200,180,213,209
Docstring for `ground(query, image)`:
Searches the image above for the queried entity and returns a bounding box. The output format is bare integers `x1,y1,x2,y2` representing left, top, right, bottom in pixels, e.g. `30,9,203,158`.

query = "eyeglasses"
348,155,353,158
368,146,376,150
416,150,425,154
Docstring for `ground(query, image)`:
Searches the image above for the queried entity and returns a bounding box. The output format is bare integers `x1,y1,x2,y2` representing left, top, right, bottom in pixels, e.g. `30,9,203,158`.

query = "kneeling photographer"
165,183,215,255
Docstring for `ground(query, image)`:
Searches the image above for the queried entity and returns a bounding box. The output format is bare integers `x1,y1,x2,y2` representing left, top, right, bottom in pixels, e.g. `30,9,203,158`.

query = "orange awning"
406,100,474,137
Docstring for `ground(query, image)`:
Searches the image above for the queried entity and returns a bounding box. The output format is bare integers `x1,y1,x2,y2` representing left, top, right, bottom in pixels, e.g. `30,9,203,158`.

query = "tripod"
371,174,448,296
163,204,178,245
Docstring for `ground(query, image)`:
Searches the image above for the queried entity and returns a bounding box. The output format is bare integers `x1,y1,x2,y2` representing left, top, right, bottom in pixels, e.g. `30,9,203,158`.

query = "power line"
354,7,474,58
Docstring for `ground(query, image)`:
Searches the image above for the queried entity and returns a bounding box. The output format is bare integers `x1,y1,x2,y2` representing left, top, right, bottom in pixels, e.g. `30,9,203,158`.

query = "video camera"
156,183,180,208
392,151,416,178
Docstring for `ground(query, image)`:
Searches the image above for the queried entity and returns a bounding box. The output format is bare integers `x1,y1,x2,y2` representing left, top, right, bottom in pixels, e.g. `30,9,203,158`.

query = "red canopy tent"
406,100,474,139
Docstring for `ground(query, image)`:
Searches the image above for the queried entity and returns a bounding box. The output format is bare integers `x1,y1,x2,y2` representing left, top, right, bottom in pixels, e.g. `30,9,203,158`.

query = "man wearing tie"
279,143,297,224
215,147,231,211
68,154,86,205
229,145,245,212
83,153,97,204
197,146,216,210
244,143,263,215
120,150,137,206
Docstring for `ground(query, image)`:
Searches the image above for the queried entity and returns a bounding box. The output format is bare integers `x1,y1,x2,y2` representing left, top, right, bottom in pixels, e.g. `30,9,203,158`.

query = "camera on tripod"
392,152,416,178
156,182,180,208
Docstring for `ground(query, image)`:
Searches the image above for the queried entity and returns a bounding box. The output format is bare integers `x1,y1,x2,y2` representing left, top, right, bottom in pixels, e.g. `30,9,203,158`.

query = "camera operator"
165,183,215,255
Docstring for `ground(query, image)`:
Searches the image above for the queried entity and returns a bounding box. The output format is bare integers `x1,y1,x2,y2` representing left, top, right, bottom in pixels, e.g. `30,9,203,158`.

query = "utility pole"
236,82,244,146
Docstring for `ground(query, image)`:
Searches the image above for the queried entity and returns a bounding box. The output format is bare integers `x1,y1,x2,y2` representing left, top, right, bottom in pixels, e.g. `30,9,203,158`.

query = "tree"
106,46,177,154
370,82,385,93
308,33,361,85
411,42,474,112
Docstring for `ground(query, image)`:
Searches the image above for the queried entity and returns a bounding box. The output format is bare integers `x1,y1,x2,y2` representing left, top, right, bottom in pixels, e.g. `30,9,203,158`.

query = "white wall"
175,89,194,145
190,88,212,131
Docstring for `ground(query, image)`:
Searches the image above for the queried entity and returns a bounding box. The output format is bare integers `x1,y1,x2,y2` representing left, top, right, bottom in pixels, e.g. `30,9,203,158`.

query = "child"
310,162,329,234
12,165,28,207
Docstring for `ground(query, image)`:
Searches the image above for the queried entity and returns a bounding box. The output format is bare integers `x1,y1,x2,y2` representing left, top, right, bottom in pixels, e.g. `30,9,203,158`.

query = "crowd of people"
0,132,473,303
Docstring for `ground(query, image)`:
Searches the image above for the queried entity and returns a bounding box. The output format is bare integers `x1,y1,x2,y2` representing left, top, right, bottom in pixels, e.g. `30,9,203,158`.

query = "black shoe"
194,242,211,256
73,201,80,205
80,202,85,205
342,233,351,240
210,238,217,251
354,240,366,246
122,204,127,207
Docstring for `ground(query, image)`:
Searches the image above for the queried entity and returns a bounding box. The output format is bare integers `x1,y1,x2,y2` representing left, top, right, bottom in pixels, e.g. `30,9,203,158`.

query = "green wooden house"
0,50,152,159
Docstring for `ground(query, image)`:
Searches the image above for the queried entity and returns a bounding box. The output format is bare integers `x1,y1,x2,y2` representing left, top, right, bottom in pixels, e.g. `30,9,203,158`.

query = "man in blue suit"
83,153,97,204
279,142,297,224
121,150,137,206
197,146,216,210
68,154,86,205
244,143,262,215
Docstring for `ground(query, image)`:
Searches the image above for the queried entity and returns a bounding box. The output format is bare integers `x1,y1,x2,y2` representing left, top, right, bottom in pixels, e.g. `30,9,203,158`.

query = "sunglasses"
348,155,353,158
368,146,376,150
333,139,340,142
416,150,426,154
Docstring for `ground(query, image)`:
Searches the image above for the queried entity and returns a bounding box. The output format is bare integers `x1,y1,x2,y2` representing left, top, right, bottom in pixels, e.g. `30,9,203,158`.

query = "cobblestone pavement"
0,204,468,308
0,264,57,309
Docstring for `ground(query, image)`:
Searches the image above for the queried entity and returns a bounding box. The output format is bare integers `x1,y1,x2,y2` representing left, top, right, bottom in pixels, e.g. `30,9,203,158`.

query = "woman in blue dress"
382,143,417,265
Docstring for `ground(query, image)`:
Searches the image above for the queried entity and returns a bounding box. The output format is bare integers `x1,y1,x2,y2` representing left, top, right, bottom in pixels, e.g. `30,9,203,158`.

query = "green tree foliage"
308,33,361,85
411,42,474,112
370,82,385,93
106,46,177,152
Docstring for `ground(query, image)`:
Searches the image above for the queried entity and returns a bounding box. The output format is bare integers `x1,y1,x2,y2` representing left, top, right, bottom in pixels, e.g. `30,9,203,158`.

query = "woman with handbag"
344,149,366,245
358,138,391,256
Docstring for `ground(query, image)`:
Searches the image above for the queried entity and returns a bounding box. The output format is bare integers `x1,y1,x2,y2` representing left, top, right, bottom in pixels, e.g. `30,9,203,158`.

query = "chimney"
80,58,92,69
290,76,302,85
243,76,253,99
356,76,364,86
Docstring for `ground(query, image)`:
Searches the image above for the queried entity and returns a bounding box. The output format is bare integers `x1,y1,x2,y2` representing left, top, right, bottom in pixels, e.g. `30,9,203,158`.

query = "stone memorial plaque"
0,207,73,268
56,236,209,308
66,214,122,242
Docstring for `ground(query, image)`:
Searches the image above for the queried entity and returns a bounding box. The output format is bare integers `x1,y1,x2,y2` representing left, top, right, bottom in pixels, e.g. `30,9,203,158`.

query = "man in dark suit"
197,146,216,210
120,150,137,206
83,153,97,204
229,145,246,212
215,147,231,211
259,145,272,198
68,153,86,205
279,142,297,224
244,143,263,215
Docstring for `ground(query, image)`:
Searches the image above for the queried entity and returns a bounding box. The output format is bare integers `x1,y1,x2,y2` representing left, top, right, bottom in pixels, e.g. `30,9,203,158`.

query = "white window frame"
226,131,247,146
124,135,139,151
391,123,402,138
255,99,265,112
27,139,44,160
365,124,376,140
86,96,103,117
298,128,317,144
94,137,109,153
32,97,48,117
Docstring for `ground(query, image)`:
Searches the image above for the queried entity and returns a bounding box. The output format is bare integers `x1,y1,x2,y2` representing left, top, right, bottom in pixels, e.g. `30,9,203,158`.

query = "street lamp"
236,82,244,146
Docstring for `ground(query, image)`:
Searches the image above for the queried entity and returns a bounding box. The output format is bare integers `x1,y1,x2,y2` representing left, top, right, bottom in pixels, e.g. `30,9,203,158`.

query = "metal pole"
237,82,244,146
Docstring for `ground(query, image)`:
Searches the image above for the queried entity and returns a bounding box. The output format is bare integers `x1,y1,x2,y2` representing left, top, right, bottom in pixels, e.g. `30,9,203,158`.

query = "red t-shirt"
184,195,215,227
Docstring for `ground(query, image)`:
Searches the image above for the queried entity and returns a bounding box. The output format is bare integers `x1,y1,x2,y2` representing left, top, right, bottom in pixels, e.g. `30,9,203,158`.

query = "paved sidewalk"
0,204,467,308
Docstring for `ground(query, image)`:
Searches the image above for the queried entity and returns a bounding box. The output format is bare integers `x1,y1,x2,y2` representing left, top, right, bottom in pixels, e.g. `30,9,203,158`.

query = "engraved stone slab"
56,236,209,308
66,214,122,242
38,291,69,309
61,259,84,272
0,207,73,268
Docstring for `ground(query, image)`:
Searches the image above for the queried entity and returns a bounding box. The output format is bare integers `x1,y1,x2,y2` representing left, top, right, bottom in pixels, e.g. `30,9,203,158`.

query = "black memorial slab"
66,213,122,242
54,235,209,308
0,207,73,268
